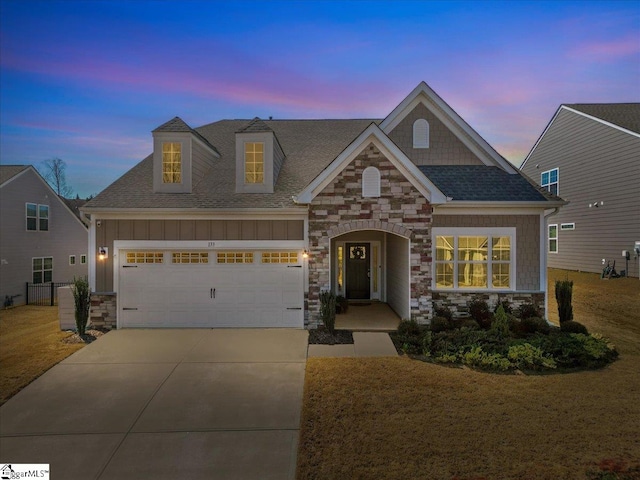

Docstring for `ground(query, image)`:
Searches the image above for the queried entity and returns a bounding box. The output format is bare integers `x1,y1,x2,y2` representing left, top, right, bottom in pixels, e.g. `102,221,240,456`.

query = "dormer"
235,118,285,194
152,116,219,193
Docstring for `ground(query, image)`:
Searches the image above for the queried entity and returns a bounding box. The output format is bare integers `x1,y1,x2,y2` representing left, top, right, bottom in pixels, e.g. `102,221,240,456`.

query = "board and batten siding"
521,107,640,278
94,219,304,292
431,214,540,291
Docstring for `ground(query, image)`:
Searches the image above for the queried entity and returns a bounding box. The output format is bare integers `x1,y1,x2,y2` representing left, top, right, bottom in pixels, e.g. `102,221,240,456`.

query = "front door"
346,243,370,300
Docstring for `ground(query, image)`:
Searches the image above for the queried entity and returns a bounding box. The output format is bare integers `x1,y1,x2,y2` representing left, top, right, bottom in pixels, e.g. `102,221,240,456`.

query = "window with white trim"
81,254,87,264
548,224,558,253
69,255,76,265
217,252,254,264
172,252,209,264
244,142,264,184
413,119,429,148
261,252,298,263
32,257,53,284
541,168,558,195
162,142,182,183
362,166,380,198
433,228,515,290
126,252,164,264
26,203,48,231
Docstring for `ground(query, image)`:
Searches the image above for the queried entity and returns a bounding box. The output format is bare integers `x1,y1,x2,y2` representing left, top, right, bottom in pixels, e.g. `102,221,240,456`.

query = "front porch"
335,302,401,332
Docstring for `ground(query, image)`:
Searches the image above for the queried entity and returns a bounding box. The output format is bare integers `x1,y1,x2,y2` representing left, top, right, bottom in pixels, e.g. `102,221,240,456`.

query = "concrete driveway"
0,329,308,480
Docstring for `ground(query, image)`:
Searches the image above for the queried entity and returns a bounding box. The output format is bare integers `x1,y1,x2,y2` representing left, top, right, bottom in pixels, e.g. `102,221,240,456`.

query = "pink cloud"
569,34,640,62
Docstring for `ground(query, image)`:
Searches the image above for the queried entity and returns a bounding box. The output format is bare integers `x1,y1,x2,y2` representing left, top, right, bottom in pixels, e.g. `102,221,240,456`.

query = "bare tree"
39,158,74,197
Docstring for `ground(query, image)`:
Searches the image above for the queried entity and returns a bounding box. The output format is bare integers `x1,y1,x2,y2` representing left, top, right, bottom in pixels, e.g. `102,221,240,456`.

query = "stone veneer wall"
307,142,433,328
432,291,545,318
90,293,117,329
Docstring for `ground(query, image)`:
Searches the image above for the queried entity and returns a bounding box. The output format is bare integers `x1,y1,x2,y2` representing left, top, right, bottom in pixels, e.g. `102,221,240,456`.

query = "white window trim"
541,167,559,195
32,256,53,284
81,254,87,264
69,255,76,266
548,224,558,254
432,227,516,291
26,203,49,231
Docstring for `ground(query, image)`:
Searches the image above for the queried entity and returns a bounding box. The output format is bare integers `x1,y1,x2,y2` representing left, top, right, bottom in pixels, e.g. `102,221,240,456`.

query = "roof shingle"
564,103,640,134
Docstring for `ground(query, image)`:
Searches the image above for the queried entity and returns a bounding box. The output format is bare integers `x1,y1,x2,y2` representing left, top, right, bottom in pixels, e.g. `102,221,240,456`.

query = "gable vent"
413,118,430,148
362,166,381,198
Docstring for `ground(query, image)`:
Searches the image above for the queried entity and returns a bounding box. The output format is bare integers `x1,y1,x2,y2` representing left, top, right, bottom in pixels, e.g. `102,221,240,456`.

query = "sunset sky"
1,0,638,198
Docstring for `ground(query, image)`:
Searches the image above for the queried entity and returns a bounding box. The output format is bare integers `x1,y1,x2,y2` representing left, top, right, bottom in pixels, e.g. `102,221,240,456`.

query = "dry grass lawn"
0,305,85,405
297,269,640,480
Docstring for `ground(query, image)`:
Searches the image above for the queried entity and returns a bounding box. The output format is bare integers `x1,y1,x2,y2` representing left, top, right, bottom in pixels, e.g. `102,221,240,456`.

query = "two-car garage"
115,242,304,328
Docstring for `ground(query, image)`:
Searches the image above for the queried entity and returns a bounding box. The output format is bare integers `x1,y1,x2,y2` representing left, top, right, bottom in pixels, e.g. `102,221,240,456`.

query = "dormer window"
162,142,182,183
245,142,264,184
413,119,430,148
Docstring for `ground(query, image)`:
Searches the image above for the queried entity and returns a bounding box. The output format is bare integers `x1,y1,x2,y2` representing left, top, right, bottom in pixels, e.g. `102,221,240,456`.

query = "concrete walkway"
307,332,398,358
0,329,308,480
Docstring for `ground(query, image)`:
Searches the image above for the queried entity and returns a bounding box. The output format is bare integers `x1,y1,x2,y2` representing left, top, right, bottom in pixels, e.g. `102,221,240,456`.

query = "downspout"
542,207,560,322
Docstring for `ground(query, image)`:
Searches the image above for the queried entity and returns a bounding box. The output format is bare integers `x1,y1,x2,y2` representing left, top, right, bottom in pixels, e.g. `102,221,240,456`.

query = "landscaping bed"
308,327,353,345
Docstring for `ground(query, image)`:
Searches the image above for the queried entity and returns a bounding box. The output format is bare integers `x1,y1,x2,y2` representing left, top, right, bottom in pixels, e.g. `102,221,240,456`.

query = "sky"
1,0,639,198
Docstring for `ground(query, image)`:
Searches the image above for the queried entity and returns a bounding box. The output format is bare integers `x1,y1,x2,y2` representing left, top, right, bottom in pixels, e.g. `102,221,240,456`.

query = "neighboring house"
0,165,89,305
520,104,640,279
81,82,563,329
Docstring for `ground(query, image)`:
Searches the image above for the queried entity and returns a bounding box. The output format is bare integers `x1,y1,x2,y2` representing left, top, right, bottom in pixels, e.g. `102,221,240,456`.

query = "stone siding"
307,142,433,327
433,291,545,318
90,293,117,329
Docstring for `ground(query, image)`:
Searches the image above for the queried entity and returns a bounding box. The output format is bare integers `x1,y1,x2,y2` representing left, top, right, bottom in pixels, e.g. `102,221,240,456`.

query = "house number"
208,242,216,248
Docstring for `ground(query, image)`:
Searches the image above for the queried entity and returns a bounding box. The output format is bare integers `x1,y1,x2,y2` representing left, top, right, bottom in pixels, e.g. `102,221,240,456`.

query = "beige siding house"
520,104,640,278
0,166,88,306
82,82,563,329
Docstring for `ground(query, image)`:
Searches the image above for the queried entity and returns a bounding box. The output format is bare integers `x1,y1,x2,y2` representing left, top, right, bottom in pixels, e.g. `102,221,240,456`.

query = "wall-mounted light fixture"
589,201,604,208
302,249,309,259
96,220,102,227
98,247,108,260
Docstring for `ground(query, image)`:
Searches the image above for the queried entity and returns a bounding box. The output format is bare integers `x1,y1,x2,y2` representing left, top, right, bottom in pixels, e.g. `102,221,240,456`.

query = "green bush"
462,346,512,371
519,317,551,335
532,332,618,369
319,291,337,334
561,320,589,335
391,320,429,355
494,300,512,314
468,298,492,329
72,276,91,336
397,319,422,337
433,305,453,322
458,318,481,330
430,316,452,333
507,343,557,370
489,305,510,339
555,279,574,323
517,302,541,320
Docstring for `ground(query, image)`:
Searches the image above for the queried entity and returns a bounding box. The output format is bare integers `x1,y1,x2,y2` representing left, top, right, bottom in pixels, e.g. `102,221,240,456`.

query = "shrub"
397,319,422,337
555,279,574,323
507,343,557,370
462,346,512,371
391,319,428,355
561,320,589,335
433,305,453,322
489,305,510,339
430,316,452,333
517,302,541,320
319,291,337,334
494,300,512,314
459,318,481,330
72,276,91,336
533,332,618,369
520,317,551,335
468,298,492,329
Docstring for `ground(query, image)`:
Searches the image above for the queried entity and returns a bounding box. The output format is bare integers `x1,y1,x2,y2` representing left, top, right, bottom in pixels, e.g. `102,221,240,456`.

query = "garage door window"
172,252,209,264
217,252,254,264
126,252,164,264
261,252,299,264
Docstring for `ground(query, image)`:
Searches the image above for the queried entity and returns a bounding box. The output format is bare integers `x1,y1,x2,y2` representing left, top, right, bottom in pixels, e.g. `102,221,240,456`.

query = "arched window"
413,118,430,148
362,166,380,198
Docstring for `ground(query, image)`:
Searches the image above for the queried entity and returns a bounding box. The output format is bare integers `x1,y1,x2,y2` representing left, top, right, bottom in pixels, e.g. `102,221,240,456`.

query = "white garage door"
118,250,303,328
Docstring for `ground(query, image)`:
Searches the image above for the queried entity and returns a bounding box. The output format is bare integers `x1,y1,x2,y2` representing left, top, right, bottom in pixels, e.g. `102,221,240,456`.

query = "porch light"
302,249,309,259
98,247,108,261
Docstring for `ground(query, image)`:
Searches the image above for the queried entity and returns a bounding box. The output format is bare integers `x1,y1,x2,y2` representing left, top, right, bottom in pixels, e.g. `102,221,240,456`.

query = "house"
520,104,640,279
0,165,89,306
81,82,564,329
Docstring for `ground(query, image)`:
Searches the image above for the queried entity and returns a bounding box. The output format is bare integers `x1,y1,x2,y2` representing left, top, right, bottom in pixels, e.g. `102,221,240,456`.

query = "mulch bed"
308,328,354,345
61,328,108,344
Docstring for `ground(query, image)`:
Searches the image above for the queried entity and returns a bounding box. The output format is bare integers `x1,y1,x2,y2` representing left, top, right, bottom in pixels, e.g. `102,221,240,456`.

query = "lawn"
297,269,640,480
0,305,86,405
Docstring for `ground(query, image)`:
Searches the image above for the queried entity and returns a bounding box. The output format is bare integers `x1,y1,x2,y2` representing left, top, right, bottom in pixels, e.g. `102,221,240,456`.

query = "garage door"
118,250,303,328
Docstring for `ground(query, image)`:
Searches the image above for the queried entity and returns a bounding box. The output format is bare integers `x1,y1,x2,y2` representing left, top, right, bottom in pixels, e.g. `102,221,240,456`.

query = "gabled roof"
153,116,221,157
419,165,555,202
0,165,29,187
564,103,640,135
237,117,273,133
295,123,448,204
380,81,518,174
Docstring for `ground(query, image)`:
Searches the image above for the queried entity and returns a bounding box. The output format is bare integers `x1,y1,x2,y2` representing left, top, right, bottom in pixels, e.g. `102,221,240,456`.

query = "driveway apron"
0,328,308,480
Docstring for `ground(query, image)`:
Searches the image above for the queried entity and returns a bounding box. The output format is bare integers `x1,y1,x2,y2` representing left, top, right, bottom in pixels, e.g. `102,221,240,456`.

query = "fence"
25,282,73,306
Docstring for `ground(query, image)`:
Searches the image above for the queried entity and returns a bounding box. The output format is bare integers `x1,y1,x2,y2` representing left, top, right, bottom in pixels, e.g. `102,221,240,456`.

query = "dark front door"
346,243,370,300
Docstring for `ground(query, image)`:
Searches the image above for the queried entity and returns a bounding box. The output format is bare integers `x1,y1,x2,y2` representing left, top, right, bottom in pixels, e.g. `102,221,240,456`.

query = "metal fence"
25,282,73,306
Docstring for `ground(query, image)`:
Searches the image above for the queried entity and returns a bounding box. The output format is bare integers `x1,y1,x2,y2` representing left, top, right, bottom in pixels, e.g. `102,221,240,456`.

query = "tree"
39,158,73,197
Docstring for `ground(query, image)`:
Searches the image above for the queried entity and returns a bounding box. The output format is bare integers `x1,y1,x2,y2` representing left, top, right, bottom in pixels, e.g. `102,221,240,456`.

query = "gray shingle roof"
565,103,640,134
418,165,550,202
237,117,273,133
86,119,375,209
0,165,29,186
153,116,221,156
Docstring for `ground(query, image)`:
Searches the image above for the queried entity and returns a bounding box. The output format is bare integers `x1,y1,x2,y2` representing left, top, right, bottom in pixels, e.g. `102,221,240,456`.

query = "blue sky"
1,0,638,198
